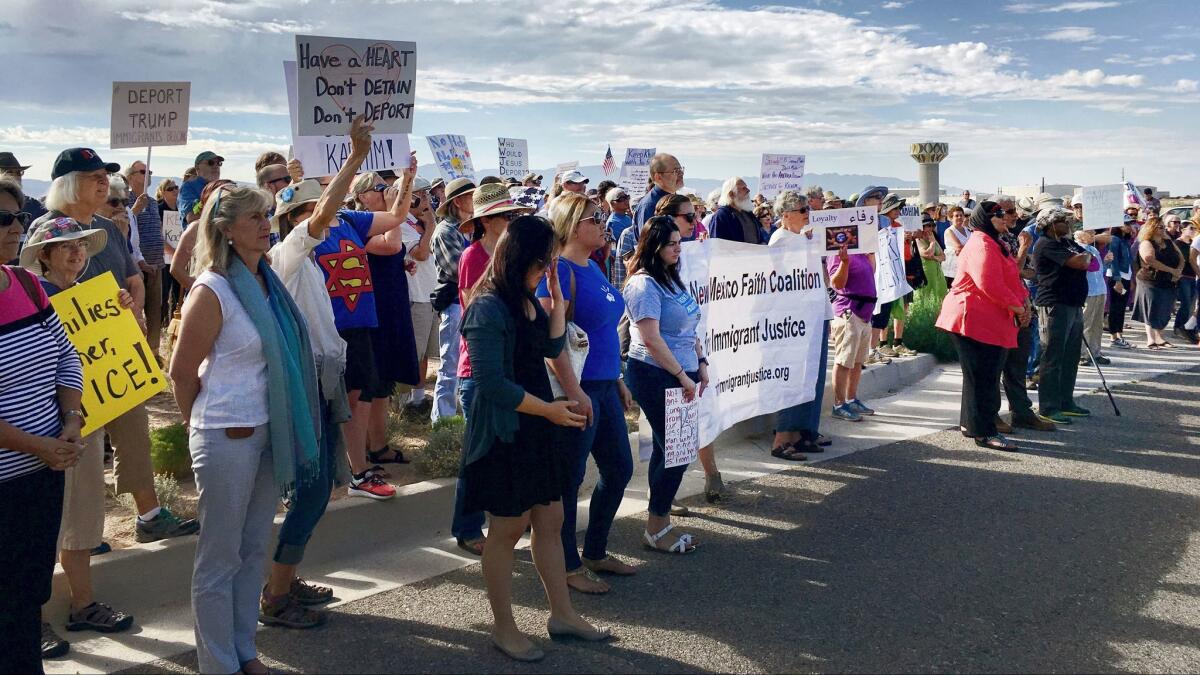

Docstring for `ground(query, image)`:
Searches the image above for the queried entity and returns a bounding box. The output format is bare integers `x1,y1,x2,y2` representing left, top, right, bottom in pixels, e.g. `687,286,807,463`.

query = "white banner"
810,206,878,255
426,134,475,181
497,138,528,179
678,237,828,447
618,147,655,204
873,225,912,312
110,82,190,150
294,35,416,136
161,210,182,249
1080,183,1124,231
758,153,805,201
898,204,922,232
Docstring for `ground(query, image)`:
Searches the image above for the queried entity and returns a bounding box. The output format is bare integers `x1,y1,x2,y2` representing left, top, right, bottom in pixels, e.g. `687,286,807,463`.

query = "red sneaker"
348,473,396,500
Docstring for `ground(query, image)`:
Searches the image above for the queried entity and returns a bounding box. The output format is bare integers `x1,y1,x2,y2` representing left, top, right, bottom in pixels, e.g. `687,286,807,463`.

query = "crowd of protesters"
2,120,1198,672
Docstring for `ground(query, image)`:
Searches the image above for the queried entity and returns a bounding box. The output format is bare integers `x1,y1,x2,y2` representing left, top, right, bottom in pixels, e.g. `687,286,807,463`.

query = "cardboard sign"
758,153,805,200
498,138,528,179
294,35,416,136
284,61,411,179
663,387,700,469
50,275,167,435
161,210,182,249
873,225,912,311
898,205,923,232
617,147,655,204
426,135,475,181
810,206,878,255
110,82,190,150
1080,183,1125,231
553,160,579,182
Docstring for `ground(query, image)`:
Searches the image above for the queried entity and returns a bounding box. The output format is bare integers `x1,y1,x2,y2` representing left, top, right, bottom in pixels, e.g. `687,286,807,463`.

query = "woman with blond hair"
1132,215,1184,349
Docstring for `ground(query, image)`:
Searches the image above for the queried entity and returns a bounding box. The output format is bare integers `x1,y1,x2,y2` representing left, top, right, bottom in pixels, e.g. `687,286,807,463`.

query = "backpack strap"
12,267,47,311
566,263,577,323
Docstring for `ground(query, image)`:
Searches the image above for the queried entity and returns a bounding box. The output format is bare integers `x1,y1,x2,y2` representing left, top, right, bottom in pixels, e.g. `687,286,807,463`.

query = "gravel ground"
126,368,1200,674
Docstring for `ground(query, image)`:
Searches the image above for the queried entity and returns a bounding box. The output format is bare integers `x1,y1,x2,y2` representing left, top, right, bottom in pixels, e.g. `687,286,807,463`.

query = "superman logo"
318,239,373,312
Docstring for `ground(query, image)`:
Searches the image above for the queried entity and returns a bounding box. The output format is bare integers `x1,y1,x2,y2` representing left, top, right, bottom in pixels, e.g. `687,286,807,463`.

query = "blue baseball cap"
856,186,887,206
51,148,119,180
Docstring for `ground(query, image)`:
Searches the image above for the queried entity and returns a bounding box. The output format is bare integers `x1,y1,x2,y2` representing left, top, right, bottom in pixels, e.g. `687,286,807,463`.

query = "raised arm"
306,116,373,239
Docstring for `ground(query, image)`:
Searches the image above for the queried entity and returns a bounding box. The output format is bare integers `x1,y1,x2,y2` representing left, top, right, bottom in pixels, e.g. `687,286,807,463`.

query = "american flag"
601,146,616,176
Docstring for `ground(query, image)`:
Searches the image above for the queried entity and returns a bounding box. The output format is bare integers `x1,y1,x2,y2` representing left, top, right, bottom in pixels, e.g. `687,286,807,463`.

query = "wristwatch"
62,409,85,423
698,357,709,366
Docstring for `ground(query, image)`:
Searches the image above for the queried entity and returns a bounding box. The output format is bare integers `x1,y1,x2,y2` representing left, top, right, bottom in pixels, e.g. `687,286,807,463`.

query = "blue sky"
1,0,1197,193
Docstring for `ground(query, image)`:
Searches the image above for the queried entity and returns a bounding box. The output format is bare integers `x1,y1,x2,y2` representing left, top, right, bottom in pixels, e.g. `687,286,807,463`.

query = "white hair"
706,189,721,210
717,176,745,207
773,190,807,218
44,173,82,212
804,185,824,199
108,174,129,201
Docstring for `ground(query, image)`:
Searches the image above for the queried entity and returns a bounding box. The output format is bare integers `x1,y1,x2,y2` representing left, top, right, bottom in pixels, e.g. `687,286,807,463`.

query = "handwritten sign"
553,160,579,182
110,82,190,150
618,147,655,204
284,61,410,179
663,387,700,469
294,35,416,136
426,135,475,181
498,138,528,179
50,275,167,435
873,225,912,311
1080,183,1125,231
758,153,806,200
810,206,878,255
898,205,923,232
161,211,182,249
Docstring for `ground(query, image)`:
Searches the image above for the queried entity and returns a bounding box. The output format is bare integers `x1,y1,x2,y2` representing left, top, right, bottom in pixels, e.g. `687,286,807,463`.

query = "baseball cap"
561,170,589,185
51,148,120,180
194,150,224,166
606,187,629,202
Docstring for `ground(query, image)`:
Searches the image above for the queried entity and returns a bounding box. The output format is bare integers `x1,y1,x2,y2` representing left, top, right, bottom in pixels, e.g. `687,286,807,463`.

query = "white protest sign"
426,135,475,181
497,138,528,179
294,35,416,136
809,206,878,255
161,211,182,249
758,154,806,201
873,225,912,312
284,62,411,179
678,237,828,447
898,205,923,232
110,82,190,150
663,388,700,469
1080,183,1125,231
618,148,656,204
553,161,579,182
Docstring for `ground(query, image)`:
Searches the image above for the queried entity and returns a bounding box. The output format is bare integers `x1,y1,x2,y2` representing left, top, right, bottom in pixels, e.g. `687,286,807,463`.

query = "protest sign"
873,225,912,311
758,154,805,201
678,237,829,447
809,206,878,255
284,62,411,178
663,388,700,469
426,134,475,181
110,82,190,150
50,275,167,436
618,148,655,203
497,138,528,179
294,35,416,136
553,160,579,182
1080,183,1125,231
898,205,923,232
162,210,182,250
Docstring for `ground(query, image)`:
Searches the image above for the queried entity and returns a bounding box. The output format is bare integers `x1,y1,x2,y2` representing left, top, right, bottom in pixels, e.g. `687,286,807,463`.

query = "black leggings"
1106,277,1129,335
950,332,1006,438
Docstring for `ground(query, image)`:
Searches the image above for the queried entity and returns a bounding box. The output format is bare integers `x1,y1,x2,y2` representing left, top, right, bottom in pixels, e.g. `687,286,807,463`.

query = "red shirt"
456,242,491,378
935,233,1028,348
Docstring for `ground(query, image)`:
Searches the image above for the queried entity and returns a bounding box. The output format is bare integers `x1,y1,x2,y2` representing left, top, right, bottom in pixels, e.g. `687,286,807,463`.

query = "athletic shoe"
1110,337,1132,349
1040,410,1073,425
1062,404,1091,417
847,399,875,416
259,593,327,629
832,404,863,422
878,345,898,358
349,472,396,500
1012,414,1057,431
66,602,134,633
41,622,69,659
135,507,200,543
1092,355,1111,365
894,345,918,357
866,349,891,365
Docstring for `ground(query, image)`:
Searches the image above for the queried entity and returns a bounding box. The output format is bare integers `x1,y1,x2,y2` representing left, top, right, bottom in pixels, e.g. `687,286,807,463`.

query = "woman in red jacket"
936,201,1030,451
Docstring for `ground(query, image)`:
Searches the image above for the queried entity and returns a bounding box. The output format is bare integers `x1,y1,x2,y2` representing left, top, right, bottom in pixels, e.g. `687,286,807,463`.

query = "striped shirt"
0,266,85,482
128,193,164,266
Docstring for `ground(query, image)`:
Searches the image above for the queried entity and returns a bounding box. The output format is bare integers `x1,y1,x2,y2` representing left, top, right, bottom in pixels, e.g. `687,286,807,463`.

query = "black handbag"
905,240,928,290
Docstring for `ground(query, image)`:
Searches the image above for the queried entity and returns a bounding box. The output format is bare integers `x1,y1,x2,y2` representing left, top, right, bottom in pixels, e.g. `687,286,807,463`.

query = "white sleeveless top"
190,271,270,429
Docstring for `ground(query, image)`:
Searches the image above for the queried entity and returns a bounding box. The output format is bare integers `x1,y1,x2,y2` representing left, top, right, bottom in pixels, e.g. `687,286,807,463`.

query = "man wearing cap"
31,148,199,542
634,153,684,229
0,151,47,224
429,177,477,423
958,190,977,212
178,150,223,225
560,170,589,195
1032,207,1092,424
605,187,634,249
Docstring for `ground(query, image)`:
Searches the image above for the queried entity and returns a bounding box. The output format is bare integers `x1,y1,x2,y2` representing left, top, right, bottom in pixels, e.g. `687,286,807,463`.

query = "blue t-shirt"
177,176,208,225
313,209,378,330
536,258,625,381
1082,243,1106,296
607,212,634,244
633,185,670,229
623,273,700,372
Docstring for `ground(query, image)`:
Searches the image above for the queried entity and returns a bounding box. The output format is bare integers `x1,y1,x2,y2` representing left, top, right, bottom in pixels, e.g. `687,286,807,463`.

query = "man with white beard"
709,176,763,244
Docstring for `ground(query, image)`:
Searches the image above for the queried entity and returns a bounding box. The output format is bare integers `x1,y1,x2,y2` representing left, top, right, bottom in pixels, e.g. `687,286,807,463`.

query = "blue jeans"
274,398,338,565
776,319,829,438
1025,282,1040,378
432,303,462,423
1175,279,1197,330
560,379,634,570
450,377,485,541
625,359,695,517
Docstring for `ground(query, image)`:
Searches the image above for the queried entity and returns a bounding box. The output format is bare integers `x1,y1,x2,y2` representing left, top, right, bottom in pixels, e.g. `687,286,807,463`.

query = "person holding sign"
170,184,323,675
0,177,86,672
623,215,706,554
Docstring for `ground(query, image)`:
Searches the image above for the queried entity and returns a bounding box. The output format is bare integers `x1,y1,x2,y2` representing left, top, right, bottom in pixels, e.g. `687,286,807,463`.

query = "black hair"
628,215,685,292
969,200,1009,256
478,215,556,316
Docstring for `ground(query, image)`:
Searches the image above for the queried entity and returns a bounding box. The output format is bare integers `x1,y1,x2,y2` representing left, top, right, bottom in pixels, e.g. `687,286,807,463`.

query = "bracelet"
62,409,84,422
674,367,685,378
698,357,709,366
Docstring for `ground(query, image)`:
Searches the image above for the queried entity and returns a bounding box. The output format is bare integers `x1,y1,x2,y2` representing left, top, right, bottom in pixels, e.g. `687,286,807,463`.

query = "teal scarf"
227,255,321,496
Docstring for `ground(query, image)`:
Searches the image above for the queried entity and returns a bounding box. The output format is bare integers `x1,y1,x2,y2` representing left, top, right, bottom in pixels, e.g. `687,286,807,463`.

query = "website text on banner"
497,138,528,179
1080,183,1125,231
810,206,878,256
110,82,190,150
50,275,167,436
873,225,912,312
758,154,805,201
295,35,416,137
427,134,475,181
618,148,656,204
678,237,828,448
284,61,411,179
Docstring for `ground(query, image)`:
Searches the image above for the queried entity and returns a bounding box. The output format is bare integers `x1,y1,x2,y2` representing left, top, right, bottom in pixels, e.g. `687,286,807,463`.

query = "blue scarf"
227,255,321,496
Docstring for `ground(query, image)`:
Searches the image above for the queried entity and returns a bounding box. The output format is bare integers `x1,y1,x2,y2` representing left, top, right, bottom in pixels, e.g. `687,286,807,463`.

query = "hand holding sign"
348,114,375,156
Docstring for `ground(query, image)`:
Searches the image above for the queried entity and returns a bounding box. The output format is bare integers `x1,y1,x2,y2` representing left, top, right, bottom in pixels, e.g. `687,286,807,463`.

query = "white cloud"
1006,1,1120,12
1105,52,1196,67
1152,79,1199,93
881,1,907,8
1044,26,1100,42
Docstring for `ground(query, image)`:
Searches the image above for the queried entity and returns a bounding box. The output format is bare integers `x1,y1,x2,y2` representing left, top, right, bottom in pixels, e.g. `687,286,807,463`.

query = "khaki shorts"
831,312,872,367
108,403,154,496
410,301,440,362
59,432,107,551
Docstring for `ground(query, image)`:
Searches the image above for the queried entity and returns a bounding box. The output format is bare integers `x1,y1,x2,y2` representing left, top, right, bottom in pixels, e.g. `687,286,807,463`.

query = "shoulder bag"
546,264,590,400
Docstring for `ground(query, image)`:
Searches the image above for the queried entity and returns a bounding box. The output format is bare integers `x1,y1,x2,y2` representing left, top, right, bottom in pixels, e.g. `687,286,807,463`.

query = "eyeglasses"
656,167,685,176
674,212,696,223
0,210,30,228
164,185,179,192
48,240,86,253
787,207,809,215
266,176,290,188
106,198,125,207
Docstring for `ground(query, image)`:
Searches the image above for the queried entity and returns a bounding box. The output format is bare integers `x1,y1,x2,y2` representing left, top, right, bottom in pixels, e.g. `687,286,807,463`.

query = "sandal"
643,524,697,554
813,433,832,447
1158,341,1175,349
1148,343,1162,351
456,536,486,556
974,435,1018,452
66,602,134,633
770,443,807,462
565,567,610,594
289,577,334,606
798,438,823,454
367,445,409,464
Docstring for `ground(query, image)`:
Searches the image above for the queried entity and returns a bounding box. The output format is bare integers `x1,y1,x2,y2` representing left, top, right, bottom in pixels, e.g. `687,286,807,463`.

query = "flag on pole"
601,146,616,176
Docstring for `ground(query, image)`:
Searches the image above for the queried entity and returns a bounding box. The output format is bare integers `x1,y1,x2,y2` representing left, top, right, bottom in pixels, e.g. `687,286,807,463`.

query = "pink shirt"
0,266,46,323
935,234,1028,348
456,242,491,379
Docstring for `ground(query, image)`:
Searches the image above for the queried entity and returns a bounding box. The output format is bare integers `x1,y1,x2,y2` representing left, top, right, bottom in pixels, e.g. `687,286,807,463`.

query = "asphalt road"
129,367,1200,674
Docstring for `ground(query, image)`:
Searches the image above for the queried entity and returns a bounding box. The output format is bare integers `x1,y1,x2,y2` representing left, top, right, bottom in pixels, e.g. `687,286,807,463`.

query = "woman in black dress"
459,215,611,662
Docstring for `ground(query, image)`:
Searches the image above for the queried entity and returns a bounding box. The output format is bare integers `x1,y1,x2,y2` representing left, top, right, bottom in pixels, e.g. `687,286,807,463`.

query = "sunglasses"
788,207,809,215
370,183,388,193
204,159,223,167
106,198,125,207
0,210,31,228
131,169,151,176
164,185,179,192
266,176,290,187
673,212,696,223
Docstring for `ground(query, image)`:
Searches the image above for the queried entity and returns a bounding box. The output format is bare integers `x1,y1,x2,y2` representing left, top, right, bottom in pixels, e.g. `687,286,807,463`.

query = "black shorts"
340,328,384,402
871,301,894,329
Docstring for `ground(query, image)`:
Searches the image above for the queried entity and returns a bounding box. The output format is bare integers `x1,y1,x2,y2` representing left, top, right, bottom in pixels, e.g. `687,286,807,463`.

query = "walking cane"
1081,336,1121,416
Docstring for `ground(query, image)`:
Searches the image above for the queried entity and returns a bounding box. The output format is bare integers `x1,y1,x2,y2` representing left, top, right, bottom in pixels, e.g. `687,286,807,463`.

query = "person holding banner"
170,184,323,675
936,202,1030,452
624,215,706,554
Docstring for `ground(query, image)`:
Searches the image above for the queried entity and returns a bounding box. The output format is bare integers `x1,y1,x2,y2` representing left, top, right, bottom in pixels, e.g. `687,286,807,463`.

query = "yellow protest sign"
50,274,167,435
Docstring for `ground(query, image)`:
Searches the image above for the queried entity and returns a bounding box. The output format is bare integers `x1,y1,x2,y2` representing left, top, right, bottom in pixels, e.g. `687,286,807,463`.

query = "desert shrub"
902,298,957,362
150,423,192,479
416,416,466,479
117,473,187,516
